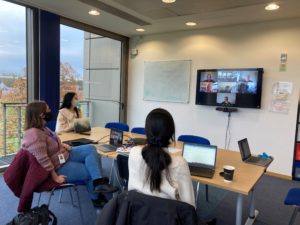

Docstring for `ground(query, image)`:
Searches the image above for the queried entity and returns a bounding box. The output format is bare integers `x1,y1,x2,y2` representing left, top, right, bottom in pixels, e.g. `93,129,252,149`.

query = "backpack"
7,204,57,225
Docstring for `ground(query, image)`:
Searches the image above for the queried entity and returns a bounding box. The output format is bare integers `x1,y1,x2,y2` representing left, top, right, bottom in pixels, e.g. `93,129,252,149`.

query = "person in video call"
55,92,82,133
221,96,232,106
202,73,216,83
22,101,118,208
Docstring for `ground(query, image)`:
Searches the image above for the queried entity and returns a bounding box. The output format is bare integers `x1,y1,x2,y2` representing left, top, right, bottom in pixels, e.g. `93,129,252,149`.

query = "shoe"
94,183,119,193
92,193,108,208
206,218,217,225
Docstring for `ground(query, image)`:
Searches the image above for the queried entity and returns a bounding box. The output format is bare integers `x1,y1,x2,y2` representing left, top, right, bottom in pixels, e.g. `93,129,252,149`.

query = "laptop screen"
183,143,217,168
238,138,251,160
109,128,123,147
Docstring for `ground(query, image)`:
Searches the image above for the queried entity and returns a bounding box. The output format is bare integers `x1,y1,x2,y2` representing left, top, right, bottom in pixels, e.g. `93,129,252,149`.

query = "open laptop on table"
74,118,91,135
98,128,123,152
182,143,217,178
238,138,273,167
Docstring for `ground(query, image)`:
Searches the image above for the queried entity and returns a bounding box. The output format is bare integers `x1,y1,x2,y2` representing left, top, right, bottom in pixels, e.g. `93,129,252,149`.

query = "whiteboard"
144,60,191,103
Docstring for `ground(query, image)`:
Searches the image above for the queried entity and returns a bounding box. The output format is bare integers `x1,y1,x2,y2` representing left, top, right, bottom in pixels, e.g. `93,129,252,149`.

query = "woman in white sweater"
55,92,82,133
128,108,195,207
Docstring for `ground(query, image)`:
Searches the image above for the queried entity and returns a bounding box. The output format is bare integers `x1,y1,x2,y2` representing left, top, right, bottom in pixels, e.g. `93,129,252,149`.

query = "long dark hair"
142,108,175,192
60,92,79,118
25,101,47,130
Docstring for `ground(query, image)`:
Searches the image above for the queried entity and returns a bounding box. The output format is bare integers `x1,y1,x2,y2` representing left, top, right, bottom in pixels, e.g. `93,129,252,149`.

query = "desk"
59,127,266,225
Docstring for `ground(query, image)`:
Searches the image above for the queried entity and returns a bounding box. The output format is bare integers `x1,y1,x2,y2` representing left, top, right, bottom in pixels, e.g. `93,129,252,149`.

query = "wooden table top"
59,127,265,195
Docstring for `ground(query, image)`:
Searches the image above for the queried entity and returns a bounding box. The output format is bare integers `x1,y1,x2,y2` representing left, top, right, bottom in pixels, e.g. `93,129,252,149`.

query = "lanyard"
45,128,59,143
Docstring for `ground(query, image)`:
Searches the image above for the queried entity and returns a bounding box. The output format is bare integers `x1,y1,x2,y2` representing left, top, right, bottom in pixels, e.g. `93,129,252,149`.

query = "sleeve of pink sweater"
22,128,55,171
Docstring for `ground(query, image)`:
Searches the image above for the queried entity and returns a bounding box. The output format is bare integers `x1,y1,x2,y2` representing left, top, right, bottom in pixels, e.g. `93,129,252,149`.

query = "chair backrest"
131,127,146,135
178,135,210,145
116,154,129,189
105,122,129,132
96,190,199,225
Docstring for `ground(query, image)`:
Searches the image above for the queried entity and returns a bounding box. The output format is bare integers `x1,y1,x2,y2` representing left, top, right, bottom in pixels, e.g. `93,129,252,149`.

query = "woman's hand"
51,170,67,184
62,143,72,151
55,175,67,184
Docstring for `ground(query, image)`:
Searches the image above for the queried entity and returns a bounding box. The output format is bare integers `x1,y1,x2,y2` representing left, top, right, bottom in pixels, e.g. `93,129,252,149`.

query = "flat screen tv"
196,68,263,108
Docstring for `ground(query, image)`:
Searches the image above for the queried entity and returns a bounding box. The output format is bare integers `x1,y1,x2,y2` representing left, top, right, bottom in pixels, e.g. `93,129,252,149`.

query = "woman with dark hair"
55,92,82,133
128,108,195,207
22,101,117,207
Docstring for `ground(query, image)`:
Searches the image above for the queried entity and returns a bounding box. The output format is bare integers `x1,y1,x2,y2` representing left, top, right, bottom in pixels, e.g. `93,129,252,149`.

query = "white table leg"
245,190,259,225
195,182,200,207
236,193,243,225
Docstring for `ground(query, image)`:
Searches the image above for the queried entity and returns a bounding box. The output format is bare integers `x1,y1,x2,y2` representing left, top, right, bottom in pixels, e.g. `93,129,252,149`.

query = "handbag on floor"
6,204,57,225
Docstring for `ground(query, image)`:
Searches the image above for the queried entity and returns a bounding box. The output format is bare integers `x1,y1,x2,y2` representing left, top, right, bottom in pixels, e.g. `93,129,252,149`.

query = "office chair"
116,154,129,190
105,122,129,132
178,135,210,145
131,127,146,135
284,188,300,225
37,182,85,225
178,134,210,202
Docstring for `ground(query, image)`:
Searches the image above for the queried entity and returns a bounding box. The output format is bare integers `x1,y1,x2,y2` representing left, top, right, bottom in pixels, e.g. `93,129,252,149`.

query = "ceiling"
14,0,300,37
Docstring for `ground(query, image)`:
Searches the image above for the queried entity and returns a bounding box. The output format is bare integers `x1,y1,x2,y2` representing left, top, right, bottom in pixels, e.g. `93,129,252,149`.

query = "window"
0,0,27,164
60,24,84,101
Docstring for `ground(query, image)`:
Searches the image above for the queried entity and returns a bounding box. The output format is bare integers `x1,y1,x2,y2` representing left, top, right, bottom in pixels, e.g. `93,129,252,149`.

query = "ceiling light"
162,0,176,3
265,3,280,11
185,22,197,26
136,28,145,32
88,9,100,16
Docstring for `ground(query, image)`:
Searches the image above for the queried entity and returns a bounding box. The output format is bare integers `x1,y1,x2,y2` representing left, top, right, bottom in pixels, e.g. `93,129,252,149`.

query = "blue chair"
131,127,146,135
178,135,210,145
284,188,300,225
105,122,129,132
178,134,210,202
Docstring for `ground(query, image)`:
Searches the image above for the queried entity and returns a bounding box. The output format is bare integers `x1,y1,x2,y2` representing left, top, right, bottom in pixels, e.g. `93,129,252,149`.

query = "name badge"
58,154,66,164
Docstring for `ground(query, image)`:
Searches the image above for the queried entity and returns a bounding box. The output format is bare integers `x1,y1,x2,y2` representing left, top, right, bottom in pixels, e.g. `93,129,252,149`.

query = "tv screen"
196,68,263,108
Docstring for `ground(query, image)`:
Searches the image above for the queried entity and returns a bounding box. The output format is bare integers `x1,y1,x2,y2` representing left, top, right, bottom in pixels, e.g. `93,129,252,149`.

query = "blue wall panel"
39,10,60,130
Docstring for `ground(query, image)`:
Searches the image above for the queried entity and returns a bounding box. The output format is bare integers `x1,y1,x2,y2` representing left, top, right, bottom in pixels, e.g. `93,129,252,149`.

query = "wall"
127,18,300,176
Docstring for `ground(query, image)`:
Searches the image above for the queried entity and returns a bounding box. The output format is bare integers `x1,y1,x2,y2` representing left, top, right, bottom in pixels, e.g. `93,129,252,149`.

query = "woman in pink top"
22,101,118,207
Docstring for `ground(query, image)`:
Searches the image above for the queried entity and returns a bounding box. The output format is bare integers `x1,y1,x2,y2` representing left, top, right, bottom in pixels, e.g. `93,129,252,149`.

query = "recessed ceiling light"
162,0,176,3
265,3,280,11
88,9,100,16
136,28,145,32
185,22,197,26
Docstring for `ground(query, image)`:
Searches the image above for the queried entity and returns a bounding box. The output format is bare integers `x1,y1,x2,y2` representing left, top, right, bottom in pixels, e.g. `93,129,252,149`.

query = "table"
59,127,266,225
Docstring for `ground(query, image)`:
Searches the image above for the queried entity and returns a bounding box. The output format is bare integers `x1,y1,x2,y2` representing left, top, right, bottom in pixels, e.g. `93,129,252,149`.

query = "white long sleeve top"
55,108,82,133
128,146,195,207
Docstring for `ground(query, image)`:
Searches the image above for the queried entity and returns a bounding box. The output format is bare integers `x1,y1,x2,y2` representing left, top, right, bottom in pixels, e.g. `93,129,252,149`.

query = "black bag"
7,204,57,225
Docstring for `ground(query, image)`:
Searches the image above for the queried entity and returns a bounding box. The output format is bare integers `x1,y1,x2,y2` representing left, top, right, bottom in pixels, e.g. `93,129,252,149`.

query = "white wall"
127,18,300,176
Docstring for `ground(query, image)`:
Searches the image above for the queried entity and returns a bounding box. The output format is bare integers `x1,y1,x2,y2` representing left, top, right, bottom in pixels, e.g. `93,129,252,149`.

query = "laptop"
98,128,123,152
238,138,273,167
63,138,95,146
74,118,91,134
182,143,217,178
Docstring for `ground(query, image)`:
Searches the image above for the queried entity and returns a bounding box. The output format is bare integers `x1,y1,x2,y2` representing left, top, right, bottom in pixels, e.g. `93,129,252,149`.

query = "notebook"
74,118,91,134
182,143,217,178
63,138,95,146
238,138,273,167
98,128,123,152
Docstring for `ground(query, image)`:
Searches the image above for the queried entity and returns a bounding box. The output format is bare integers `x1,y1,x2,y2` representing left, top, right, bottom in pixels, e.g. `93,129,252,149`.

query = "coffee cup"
223,165,235,182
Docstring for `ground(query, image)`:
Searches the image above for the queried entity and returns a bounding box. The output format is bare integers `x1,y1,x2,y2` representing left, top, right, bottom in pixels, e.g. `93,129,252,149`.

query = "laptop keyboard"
98,144,117,152
190,166,214,178
247,157,261,163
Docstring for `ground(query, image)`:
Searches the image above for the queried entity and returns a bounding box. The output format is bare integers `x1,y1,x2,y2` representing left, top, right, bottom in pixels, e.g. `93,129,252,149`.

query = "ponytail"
142,145,171,192
142,108,175,192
